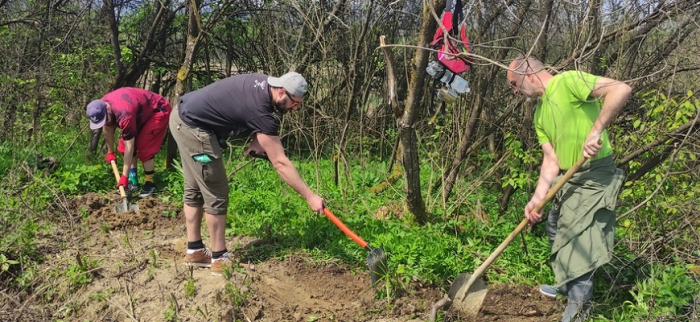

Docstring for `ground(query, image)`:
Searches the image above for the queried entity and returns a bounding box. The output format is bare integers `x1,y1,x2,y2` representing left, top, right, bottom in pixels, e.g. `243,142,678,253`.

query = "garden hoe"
431,155,589,320
323,208,388,286
110,160,139,213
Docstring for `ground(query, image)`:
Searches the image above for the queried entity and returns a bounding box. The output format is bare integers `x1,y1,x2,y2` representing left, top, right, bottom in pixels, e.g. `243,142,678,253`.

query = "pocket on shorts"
191,128,221,160
201,162,214,182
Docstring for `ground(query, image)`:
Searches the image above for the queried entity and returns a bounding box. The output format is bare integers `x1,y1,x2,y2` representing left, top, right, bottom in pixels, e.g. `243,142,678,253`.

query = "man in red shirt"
86,87,172,197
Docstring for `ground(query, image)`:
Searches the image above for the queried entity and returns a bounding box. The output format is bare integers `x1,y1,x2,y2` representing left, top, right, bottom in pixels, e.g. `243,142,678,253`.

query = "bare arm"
103,125,116,154
253,133,325,212
524,142,560,223
583,77,632,158
104,124,135,178
121,138,136,177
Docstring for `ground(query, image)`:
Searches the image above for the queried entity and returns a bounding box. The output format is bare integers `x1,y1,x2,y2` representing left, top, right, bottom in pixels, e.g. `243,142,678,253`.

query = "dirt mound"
446,284,562,321
244,255,442,321
74,192,181,230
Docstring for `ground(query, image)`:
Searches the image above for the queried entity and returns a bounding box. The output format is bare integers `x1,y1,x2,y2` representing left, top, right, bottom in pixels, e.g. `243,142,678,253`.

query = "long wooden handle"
456,155,588,302
531,155,588,215
323,208,369,249
110,160,127,198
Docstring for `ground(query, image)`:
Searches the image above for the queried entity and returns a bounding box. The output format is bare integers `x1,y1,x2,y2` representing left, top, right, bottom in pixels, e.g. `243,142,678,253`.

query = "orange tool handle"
323,208,369,249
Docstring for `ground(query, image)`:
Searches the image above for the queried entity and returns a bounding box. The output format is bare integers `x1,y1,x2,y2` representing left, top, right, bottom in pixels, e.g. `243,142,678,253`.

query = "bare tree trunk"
166,0,202,169
103,0,125,90
395,2,445,225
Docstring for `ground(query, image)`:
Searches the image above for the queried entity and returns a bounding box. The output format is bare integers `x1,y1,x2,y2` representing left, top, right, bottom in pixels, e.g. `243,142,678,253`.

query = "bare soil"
4,193,565,322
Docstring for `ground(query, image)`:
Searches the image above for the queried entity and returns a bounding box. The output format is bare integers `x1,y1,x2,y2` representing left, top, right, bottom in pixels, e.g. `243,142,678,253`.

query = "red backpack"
430,0,472,74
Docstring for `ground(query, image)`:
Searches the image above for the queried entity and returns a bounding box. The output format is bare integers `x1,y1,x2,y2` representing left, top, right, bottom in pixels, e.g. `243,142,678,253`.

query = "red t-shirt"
102,87,167,140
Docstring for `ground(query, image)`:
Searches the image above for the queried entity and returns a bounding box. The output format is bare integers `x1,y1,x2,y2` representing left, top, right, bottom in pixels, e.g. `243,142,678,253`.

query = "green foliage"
163,297,179,322
160,159,185,198
65,254,101,292
0,254,19,274
52,164,111,194
0,212,40,269
595,265,699,321
500,135,541,190
184,278,196,298
615,93,699,258
89,288,114,302
223,282,248,307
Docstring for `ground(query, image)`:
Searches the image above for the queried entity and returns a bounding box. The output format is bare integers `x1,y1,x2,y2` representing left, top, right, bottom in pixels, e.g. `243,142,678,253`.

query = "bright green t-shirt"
534,71,613,170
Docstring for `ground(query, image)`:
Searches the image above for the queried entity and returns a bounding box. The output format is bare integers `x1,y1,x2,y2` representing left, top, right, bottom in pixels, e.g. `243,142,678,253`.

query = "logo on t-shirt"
254,80,267,90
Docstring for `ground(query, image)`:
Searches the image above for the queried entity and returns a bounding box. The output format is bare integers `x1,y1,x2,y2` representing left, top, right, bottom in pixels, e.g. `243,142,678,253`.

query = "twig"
0,290,21,307
618,107,698,166
15,282,50,315
58,125,87,163
112,260,149,278
227,159,254,179
106,285,137,322
239,262,256,271
519,232,529,257
242,310,253,322
429,297,451,322
170,293,179,315
123,279,137,321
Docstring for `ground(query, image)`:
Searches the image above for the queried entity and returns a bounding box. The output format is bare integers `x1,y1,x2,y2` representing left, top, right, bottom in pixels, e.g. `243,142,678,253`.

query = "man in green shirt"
507,54,631,322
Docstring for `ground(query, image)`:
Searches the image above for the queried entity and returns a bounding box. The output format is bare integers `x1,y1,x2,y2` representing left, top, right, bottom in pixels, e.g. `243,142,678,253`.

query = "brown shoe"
184,248,212,268
210,253,232,276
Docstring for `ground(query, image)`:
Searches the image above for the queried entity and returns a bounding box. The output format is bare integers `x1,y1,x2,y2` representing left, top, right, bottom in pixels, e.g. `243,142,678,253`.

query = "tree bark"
166,0,202,169
395,1,446,225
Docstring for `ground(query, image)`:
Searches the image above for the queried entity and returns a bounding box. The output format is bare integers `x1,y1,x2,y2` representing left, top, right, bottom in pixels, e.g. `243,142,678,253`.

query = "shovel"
110,160,139,213
323,208,388,286
447,155,589,318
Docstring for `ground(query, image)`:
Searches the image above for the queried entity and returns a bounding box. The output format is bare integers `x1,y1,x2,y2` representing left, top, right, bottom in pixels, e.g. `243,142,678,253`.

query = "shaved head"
506,54,552,98
509,54,545,74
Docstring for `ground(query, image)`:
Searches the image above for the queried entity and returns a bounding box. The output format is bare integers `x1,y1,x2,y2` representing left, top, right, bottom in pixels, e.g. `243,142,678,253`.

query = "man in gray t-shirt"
169,72,325,276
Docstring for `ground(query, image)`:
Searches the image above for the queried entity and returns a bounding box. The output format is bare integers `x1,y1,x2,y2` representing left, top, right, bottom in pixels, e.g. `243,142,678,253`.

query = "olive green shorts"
169,106,229,215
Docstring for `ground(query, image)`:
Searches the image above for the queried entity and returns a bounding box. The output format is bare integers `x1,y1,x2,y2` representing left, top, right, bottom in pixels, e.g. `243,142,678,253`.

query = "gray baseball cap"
268,72,308,97
86,99,108,130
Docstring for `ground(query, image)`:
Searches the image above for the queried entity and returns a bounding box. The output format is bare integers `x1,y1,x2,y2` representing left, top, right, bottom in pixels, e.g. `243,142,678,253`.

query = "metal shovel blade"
115,197,139,213
448,273,488,317
367,246,388,286
110,161,139,213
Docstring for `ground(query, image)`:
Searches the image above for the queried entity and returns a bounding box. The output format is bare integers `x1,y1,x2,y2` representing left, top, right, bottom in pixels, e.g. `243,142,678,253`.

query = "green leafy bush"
596,264,699,321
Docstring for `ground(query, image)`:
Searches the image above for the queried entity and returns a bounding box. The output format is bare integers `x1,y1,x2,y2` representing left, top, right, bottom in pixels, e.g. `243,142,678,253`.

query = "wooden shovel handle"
323,208,369,249
110,160,128,199
456,155,588,302
531,155,588,215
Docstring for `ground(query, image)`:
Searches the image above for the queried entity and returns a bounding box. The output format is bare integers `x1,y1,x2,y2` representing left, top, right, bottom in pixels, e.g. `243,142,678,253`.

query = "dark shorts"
169,105,229,215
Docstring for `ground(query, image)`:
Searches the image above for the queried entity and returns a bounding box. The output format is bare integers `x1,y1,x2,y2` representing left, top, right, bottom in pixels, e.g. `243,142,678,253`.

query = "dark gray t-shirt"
178,73,279,137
